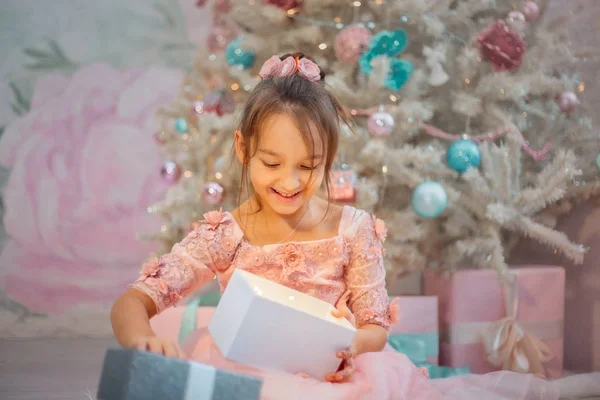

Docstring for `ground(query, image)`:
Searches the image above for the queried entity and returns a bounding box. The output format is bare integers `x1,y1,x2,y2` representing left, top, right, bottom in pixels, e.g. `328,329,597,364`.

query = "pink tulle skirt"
180,328,559,400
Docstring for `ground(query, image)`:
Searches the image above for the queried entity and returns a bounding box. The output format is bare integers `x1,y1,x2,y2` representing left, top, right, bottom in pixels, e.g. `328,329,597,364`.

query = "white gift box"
209,269,356,380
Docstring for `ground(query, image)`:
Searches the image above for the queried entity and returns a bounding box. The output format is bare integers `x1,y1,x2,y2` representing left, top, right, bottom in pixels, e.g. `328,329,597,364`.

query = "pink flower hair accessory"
258,55,321,82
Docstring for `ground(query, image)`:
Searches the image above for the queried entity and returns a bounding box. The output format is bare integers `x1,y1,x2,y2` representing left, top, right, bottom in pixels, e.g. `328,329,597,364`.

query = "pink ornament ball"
191,100,204,115
153,131,166,145
368,112,395,137
202,182,224,205
556,91,579,113
161,161,182,184
334,25,372,64
523,1,541,22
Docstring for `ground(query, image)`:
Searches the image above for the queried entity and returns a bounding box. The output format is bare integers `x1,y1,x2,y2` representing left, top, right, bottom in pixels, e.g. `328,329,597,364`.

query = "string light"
184,170,193,178
352,1,362,6
389,94,397,102
578,82,585,92
465,78,471,84
231,83,239,90
318,42,327,50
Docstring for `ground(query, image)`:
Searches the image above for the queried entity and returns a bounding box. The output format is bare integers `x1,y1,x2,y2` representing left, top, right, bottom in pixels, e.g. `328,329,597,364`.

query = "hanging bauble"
523,1,541,21
225,38,256,70
262,0,302,11
556,91,579,113
202,182,224,205
334,25,372,64
446,139,481,173
153,131,166,145
368,111,395,137
175,118,189,133
161,161,182,184
191,100,204,115
203,90,235,116
477,20,527,72
206,23,236,53
411,181,448,219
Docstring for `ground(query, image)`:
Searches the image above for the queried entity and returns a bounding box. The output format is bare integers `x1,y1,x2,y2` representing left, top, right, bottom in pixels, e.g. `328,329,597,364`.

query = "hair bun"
279,52,326,81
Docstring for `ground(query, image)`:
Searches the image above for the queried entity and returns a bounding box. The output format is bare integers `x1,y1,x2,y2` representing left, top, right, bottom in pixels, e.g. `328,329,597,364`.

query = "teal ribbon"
387,333,439,364
387,333,470,379
177,292,222,344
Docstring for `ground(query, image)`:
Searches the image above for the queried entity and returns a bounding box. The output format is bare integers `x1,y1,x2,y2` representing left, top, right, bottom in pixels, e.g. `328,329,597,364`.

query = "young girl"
111,53,561,399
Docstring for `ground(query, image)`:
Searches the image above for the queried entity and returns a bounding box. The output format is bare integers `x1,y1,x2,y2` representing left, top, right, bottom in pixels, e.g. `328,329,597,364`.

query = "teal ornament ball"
385,59,414,91
175,118,188,134
225,38,255,69
411,181,448,219
446,139,481,173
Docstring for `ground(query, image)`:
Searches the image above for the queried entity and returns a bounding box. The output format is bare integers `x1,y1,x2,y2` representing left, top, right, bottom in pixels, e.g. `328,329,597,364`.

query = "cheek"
305,170,325,190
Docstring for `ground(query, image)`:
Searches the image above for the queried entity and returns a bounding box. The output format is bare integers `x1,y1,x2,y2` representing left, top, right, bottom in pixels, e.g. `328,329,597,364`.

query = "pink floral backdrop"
0,0,211,336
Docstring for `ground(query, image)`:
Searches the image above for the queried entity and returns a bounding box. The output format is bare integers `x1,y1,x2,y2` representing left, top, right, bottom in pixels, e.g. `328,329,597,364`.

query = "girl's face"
236,113,325,217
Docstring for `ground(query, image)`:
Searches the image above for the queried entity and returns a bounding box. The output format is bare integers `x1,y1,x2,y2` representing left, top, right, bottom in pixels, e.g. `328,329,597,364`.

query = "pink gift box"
151,306,215,343
424,266,564,379
388,296,439,365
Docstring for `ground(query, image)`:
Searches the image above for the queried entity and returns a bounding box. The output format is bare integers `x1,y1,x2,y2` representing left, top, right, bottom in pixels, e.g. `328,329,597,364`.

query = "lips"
271,187,301,200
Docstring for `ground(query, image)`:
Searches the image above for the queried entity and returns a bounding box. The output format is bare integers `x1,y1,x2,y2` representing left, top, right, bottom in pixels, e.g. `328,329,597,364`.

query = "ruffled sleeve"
343,209,393,330
130,209,242,314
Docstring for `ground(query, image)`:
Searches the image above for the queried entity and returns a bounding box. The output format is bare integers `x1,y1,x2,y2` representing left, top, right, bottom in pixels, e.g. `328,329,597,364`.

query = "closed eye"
262,161,280,168
300,164,320,171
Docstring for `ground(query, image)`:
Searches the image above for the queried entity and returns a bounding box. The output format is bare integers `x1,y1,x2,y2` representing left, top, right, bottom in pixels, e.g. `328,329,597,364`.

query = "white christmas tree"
143,0,599,278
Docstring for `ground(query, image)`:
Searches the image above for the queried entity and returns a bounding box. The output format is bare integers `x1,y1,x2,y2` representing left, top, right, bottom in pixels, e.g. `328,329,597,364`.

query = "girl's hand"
331,290,356,327
325,347,356,382
327,290,357,382
133,336,185,359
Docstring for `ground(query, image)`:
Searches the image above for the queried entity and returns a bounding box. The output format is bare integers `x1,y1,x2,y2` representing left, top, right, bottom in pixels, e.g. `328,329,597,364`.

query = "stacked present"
424,266,565,379
386,296,470,379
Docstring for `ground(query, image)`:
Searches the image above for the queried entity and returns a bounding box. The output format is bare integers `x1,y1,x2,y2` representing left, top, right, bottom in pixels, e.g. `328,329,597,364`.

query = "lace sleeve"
345,210,392,330
130,209,241,314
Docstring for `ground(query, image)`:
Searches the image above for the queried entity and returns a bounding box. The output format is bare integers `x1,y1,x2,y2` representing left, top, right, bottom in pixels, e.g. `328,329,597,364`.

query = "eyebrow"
258,149,323,159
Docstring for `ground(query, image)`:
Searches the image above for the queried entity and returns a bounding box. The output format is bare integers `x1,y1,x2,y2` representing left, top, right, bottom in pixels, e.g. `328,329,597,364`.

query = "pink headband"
258,55,321,82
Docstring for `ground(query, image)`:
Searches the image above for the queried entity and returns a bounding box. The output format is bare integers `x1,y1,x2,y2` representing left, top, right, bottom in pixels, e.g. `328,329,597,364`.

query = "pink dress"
131,206,559,400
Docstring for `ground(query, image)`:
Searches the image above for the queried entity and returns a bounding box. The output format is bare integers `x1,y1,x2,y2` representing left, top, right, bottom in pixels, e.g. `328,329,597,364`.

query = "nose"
280,171,300,192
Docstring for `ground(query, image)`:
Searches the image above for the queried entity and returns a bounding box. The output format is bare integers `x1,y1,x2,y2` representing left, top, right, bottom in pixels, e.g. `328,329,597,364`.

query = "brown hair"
235,52,351,215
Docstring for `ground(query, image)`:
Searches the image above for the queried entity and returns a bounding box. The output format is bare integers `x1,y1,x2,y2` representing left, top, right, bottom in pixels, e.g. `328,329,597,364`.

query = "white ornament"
423,45,449,87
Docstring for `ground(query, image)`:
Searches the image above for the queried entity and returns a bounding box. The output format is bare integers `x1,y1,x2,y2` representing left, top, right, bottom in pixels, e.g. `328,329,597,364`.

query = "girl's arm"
111,210,241,352
353,324,388,355
111,288,158,348
345,211,394,350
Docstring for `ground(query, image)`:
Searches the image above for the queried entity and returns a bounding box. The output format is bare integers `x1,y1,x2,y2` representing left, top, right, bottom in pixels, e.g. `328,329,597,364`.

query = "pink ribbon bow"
479,272,554,378
259,55,321,82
